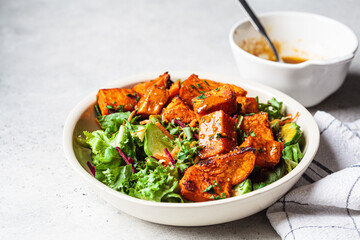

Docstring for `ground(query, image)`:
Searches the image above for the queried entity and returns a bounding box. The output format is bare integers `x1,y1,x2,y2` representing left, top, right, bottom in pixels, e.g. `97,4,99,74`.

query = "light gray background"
1,0,359,239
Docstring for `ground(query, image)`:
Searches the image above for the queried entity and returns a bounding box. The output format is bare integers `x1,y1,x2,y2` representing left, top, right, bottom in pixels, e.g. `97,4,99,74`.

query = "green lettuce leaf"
83,124,142,188
252,160,286,190
282,143,304,172
130,165,183,202
233,179,252,195
174,138,202,172
256,97,285,121
97,112,131,135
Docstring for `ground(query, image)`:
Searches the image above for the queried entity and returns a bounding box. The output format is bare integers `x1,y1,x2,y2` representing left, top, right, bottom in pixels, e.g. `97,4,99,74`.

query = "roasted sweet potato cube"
199,110,237,159
161,96,197,123
237,96,259,114
241,112,273,141
97,88,138,115
137,86,169,116
240,136,284,167
199,78,223,89
192,85,237,116
168,80,181,101
240,113,283,167
179,74,221,107
179,149,256,202
228,84,247,97
133,72,170,96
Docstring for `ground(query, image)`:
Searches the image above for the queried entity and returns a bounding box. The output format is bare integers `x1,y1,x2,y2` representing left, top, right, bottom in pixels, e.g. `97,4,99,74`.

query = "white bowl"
63,72,320,226
229,11,358,107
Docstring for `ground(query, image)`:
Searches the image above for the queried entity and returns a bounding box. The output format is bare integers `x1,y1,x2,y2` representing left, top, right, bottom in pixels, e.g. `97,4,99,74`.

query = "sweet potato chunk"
137,86,169,116
228,84,247,97
179,74,221,107
180,149,256,202
168,80,181,101
240,113,284,167
133,72,170,96
237,96,259,114
161,96,197,123
240,136,283,167
199,110,237,159
192,85,237,116
97,88,138,115
241,112,273,141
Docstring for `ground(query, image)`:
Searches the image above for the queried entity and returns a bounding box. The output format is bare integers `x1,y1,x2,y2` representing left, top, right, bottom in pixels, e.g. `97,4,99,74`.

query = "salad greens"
78,95,304,202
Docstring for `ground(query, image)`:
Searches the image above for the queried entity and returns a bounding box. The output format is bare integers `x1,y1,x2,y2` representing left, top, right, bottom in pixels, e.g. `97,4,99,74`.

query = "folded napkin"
267,111,360,240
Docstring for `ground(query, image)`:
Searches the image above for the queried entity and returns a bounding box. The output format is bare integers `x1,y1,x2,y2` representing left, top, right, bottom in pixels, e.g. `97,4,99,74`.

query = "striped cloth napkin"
267,111,360,240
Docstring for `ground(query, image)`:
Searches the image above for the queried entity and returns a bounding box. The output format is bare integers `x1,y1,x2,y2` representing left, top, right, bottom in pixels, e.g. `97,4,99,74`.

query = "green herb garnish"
203,185,215,194
196,94,207,99
215,133,232,139
213,180,222,190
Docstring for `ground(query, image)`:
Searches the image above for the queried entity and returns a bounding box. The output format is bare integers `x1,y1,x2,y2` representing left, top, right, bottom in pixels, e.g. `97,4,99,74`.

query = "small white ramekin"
230,11,358,107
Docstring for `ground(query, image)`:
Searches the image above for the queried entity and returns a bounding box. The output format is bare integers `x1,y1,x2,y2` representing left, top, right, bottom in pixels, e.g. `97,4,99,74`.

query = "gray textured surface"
1,0,359,239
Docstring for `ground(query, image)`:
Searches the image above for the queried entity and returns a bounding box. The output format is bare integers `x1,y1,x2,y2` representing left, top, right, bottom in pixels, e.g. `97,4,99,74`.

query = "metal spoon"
238,0,282,62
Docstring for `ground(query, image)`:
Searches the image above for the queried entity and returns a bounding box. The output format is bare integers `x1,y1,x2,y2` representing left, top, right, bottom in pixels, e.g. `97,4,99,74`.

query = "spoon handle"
238,0,281,62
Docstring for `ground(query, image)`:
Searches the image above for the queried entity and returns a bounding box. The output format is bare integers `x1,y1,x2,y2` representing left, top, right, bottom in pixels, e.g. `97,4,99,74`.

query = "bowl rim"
63,71,320,208
229,11,359,68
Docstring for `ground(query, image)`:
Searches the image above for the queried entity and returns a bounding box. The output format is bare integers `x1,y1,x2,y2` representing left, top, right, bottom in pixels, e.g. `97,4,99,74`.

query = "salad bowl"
63,72,319,226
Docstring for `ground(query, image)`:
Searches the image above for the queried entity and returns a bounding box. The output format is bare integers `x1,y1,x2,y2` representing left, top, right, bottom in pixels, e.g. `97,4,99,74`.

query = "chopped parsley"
196,83,202,89
203,181,222,194
203,185,215,194
190,85,195,89
213,180,222,190
215,87,219,91
244,131,256,138
136,96,140,102
204,80,210,86
126,93,132,97
257,148,265,153
196,94,207,99
210,194,226,200
117,105,125,112
106,105,115,110
215,133,232,139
